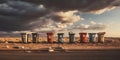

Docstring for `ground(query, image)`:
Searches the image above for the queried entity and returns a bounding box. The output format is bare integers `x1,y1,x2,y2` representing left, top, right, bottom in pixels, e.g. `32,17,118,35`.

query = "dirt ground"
0,37,120,50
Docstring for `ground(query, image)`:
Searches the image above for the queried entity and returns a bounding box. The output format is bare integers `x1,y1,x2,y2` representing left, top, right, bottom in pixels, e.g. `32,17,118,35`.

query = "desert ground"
0,37,120,50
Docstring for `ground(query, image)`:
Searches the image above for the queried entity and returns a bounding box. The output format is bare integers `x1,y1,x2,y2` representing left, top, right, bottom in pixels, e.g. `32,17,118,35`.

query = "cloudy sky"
0,0,120,37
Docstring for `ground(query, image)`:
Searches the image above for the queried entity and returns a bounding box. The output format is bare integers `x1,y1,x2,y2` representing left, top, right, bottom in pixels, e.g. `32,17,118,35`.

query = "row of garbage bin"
21,32,106,43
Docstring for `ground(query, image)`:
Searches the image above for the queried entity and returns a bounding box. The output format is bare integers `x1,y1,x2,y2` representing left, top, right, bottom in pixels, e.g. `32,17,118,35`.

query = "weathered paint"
69,32,75,43
97,32,106,43
58,33,64,43
21,33,29,43
79,33,87,43
32,33,39,43
88,33,96,43
47,33,54,43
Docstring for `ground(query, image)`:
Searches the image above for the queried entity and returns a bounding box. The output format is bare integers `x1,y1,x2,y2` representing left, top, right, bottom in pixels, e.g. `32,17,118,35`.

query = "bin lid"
97,32,106,35
47,32,53,35
79,32,87,35
88,33,96,35
69,32,75,35
57,33,64,35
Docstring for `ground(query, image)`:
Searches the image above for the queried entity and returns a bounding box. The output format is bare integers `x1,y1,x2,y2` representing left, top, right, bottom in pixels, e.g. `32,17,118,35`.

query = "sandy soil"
0,37,120,50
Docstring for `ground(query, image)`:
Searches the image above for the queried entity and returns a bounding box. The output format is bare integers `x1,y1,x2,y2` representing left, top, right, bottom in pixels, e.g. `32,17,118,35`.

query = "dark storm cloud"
24,0,119,12
2,0,120,11
0,0,47,31
0,0,120,32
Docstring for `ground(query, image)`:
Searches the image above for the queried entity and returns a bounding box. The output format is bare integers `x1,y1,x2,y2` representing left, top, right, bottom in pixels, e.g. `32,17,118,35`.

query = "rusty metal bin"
97,32,106,43
79,32,87,43
47,33,54,43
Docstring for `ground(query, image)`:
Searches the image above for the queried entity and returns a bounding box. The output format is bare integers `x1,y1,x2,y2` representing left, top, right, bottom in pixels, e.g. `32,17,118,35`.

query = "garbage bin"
32,33,39,43
79,32,87,43
88,33,96,43
97,32,106,43
58,33,64,43
21,33,29,43
69,32,75,43
47,33,54,43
